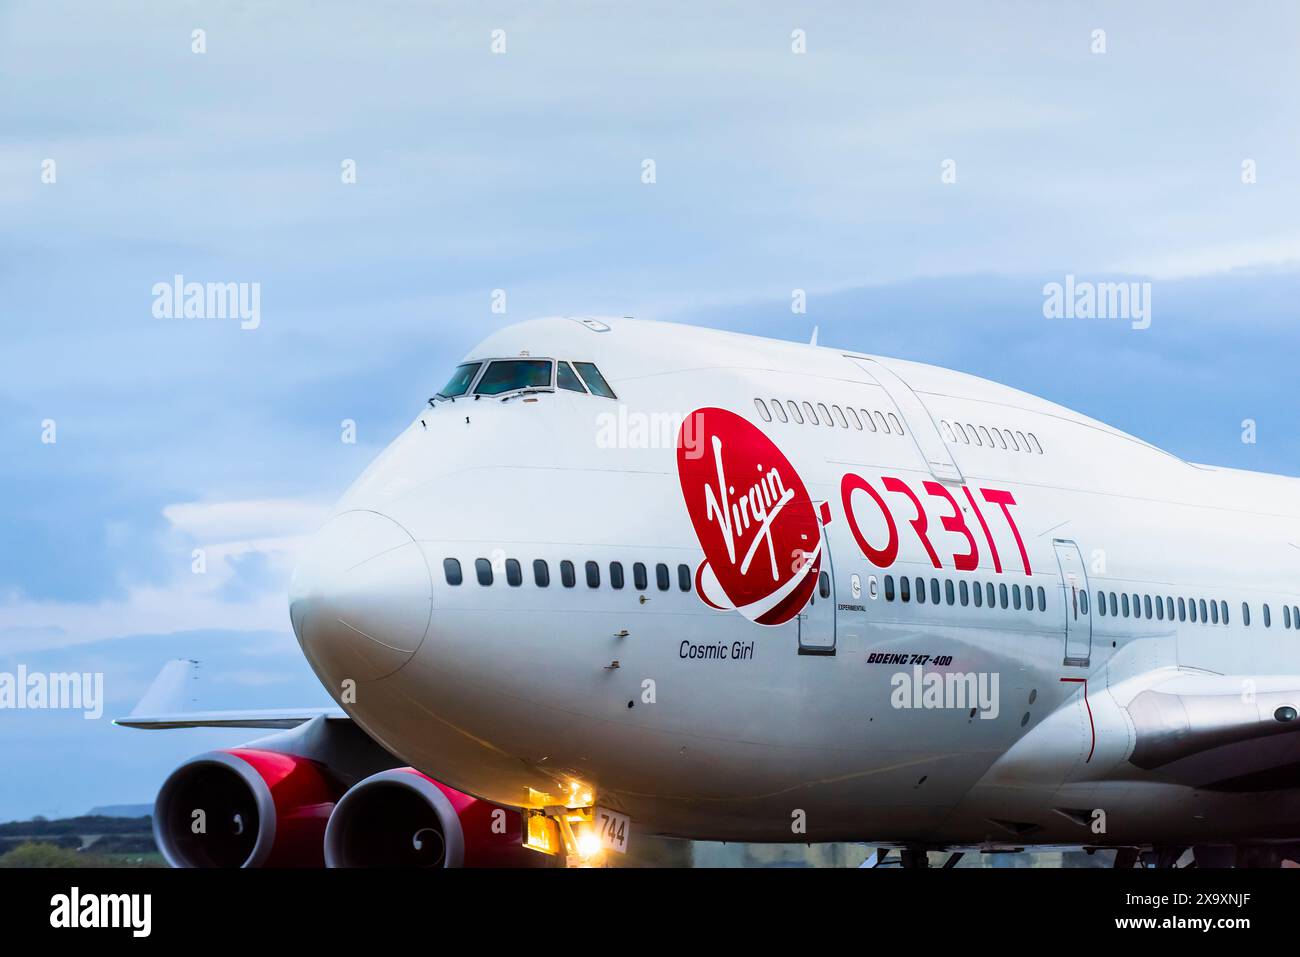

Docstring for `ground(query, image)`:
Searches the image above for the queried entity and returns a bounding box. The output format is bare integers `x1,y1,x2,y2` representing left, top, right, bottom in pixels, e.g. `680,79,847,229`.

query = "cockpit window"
439,362,481,398
573,362,616,398
474,359,553,396
556,361,586,393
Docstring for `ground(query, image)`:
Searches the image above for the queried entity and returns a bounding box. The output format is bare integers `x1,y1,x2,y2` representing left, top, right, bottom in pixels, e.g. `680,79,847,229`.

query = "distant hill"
86,804,153,818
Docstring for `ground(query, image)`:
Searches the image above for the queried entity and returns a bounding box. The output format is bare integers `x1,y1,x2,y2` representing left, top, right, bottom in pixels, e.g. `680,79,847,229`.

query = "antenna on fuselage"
809,325,819,346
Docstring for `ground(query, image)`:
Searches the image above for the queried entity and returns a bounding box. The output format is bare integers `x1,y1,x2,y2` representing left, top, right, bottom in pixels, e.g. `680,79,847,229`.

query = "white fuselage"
289,317,1300,848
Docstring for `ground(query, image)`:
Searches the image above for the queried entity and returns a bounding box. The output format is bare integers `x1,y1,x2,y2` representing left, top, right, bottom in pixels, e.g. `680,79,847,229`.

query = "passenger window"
986,583,996,608
1121,594,1130,618
1143,595,1152,619
443,558,463,585
931,579,941,604
788,401,804,424
862,410,878,432
1221,601,1229,625
754,398,771,421
959,581,969,606
941,421,956,443
533,559,550,587
887,413,904,434
1165,597,1174,620
884,575,895,601
1287,606,1293,629
1038,586,1046,610
900,576,910,602
973,580,983,607
955,423,970,444
945,580,955,605
1078,589,1087,614
1155,597,1163,620
610,562,624,589
999,583,1009,609
847,408,863,429
1210,600,1219,624
474,359,553,396
1028,433,1043,454
993,429,1007,450
561,560,576,588
585,561,600,588
819,572,831,599
771,399,788,423
1242,602,1251,627
1109,593,1118,617
438,363,481,399
915,577,926,604
1015,431,1029,451
1189,600,1198,623
803,402,819,425
656,563,670,591
1178,597,1186,621
633,562,648,591
968,424,983,447
557,361,586,393
1012,584,1021,610
475,558,493,586
1264,604,1272,627
817,403,834,427
679,564,691,592
1006,430,1020,451
874,411,890,433
505,559,522,587
1097,590,1106,616
573,362,616,398
978,426,993,447
1198,599,1208,622
832,405,848,428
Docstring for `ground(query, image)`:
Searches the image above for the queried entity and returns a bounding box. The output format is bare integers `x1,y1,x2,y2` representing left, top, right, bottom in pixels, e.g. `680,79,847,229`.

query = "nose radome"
290,510,433,684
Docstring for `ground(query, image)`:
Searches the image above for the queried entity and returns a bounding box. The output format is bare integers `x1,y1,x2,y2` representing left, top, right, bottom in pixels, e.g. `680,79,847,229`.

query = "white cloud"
0,497,325,655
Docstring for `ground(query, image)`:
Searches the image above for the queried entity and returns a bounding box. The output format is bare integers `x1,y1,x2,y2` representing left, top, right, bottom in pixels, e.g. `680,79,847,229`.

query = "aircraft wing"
114,658,346,730
115,708,347,730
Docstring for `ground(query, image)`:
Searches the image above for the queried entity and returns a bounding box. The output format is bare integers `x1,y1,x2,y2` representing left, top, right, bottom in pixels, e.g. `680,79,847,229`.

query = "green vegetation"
0,814,161,867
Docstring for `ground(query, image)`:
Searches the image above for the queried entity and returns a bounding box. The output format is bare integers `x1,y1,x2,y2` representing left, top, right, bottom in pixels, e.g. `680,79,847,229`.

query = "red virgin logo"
677,407,823,626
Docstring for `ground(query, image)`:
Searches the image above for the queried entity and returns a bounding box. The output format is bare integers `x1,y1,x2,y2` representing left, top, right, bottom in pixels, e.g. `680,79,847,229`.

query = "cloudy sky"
2,1,1299,820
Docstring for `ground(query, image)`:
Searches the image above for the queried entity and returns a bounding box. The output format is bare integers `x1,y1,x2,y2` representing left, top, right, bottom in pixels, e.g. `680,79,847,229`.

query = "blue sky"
2,1,1300,820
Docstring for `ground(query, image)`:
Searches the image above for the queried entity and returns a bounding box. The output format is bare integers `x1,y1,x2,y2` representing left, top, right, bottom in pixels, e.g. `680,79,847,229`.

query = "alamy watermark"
0,667,104,719
152,274,261,330
1042,274,1151,330
890,665,1000,719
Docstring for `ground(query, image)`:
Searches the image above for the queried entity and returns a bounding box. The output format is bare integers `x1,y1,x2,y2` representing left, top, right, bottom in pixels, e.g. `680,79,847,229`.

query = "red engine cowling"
324,768,549,867
153,749,343,868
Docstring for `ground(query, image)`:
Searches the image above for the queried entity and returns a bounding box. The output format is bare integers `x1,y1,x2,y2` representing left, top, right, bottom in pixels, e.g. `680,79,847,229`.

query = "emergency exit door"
798,508,836,655
1053,539,1092,666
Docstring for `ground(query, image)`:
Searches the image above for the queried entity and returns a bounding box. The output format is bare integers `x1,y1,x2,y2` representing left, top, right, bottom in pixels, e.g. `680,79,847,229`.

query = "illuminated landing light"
576,828,603,861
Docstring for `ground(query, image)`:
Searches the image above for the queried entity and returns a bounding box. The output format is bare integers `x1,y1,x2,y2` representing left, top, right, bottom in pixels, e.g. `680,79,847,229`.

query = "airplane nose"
289,510,433,684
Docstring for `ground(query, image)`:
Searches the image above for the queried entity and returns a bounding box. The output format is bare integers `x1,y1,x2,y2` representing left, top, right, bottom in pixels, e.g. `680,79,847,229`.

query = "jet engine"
323,767,548,867
153,748,343,868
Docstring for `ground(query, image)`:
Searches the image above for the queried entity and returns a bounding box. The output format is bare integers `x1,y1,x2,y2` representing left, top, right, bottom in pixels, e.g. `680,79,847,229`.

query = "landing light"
576,827,603,861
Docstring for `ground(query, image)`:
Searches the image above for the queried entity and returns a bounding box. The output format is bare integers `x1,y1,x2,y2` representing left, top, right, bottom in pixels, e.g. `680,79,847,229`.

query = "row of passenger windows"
883,574,1049,613
443,557,692,592
939,419,1043,454
1096,590,1300,629
754,398,905,436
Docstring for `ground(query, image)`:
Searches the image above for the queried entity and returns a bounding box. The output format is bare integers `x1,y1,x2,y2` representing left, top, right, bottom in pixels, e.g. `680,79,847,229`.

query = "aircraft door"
798,507,836,655
1053,539,1092,667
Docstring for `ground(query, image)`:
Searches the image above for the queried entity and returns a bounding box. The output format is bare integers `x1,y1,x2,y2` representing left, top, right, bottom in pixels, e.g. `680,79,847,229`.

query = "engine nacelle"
153,748,342,868
324,768,548,867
